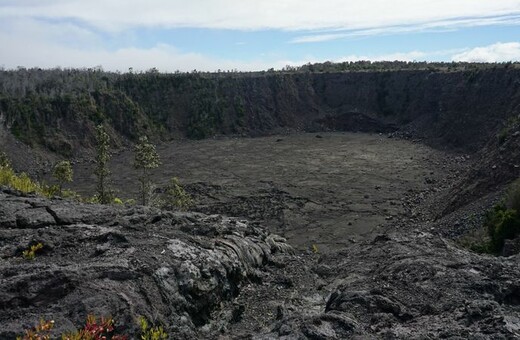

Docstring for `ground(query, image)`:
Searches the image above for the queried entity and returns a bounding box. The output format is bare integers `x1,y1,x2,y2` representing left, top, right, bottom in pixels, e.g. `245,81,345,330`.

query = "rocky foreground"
258,233,520,339
1,188,520,339
0,188,291,338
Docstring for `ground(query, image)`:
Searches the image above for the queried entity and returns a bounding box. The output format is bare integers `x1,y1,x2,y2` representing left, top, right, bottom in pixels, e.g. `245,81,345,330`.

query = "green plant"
161,177,193,211
0,165,37,193
18,315,127,340
84,195,101,204
0,164,77,199
62,315,127,340
41,184,60,197
134,136,160,206
22,242,43,260
139,316,168,340
61,189,82,200
53,160,73,195
481,180,520,253
498,128,509,144
17,319,54,340
485,205,520,253
113,197,123,205
94,125,113,204
0,150,10,168
10,171,40,193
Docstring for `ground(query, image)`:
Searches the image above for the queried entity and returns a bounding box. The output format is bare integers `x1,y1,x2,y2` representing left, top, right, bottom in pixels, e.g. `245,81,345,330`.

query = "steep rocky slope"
2,67,520,155
436,116,520,216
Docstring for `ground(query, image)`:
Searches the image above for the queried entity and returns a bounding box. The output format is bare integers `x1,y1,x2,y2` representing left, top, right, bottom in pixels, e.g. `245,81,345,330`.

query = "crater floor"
72,132,458,252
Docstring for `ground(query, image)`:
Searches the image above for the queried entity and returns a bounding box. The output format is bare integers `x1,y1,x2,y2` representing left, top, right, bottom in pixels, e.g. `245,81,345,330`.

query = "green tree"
0,150,10,168
134,136,160,206
161,177,193,211
94,125,112,204
53,160,73,195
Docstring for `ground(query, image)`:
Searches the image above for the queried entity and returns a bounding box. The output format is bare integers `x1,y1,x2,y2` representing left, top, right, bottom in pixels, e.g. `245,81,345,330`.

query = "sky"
1,0,520,72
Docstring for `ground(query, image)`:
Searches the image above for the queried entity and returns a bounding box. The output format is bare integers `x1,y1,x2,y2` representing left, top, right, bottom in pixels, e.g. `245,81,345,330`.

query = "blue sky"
1,1,520,72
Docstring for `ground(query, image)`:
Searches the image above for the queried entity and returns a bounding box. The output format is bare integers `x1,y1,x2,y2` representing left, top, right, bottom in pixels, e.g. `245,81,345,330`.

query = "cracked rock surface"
253,233,520,339
0,189,291,338
4,188,520,339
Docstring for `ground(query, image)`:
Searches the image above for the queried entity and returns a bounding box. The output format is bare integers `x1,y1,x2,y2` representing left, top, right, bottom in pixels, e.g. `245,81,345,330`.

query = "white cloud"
1,5,519,73
1,1,520,32
0,18,291,72
452,42,520,62
291,14,520,43
0,38,285,73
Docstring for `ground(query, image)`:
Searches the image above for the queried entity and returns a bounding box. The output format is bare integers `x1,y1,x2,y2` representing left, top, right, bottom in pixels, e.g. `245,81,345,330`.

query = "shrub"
0,161,82,200
18,316,128,340
22,242,44,260
84,195,101,204
139,317,168,340
62,315,127,340
16,319,54,340
0,150,10,168
61,189,82,200
498,128,509,144
0,166,41,194
481,180,520,253
160,177,193,211
53,160,73,195
41,184,60,197
485,206,520,253
10,172,40,193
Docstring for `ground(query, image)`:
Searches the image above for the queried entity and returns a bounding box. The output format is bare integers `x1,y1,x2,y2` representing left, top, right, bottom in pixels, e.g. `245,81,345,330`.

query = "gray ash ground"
70,132,464,252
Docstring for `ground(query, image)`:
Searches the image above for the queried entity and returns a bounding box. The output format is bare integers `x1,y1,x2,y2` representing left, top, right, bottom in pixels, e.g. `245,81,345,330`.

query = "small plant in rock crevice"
16,318,54,340
61,315,127,340
22,243,43,260
139,316,168,340
18,315,128,340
